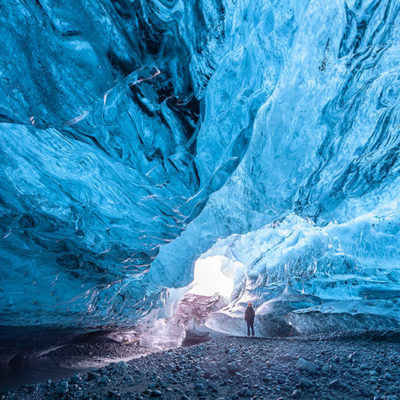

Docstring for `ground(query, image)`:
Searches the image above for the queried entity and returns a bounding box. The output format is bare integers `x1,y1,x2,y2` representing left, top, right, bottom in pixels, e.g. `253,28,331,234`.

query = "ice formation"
1,0,400,331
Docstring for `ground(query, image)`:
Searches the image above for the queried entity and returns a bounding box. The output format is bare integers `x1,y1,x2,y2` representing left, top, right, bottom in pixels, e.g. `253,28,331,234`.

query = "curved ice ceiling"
1,0,400,328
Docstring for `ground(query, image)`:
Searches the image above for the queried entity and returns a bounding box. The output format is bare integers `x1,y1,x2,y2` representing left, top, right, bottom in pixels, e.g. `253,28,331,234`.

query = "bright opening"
189,256,237,298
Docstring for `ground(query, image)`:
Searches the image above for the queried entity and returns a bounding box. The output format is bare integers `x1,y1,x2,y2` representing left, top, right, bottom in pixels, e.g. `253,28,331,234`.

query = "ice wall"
204,213,400,335
1,0,400,328
153,0,400,332
0,0,229,325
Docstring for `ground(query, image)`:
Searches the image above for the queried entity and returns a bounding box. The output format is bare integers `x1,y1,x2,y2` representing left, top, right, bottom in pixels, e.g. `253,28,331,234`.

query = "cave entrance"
141,256,243,349
188,255,235,299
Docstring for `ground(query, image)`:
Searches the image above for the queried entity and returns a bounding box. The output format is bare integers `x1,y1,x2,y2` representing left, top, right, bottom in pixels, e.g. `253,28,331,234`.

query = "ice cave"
1,0,400,398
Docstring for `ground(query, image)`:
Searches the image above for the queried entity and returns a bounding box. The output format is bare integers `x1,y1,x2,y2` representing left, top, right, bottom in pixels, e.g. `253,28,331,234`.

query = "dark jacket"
244,306,255,323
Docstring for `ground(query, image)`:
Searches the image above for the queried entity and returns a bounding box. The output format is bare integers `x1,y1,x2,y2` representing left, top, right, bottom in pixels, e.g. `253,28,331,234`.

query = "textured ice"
204,213,400,335
1,0,400,329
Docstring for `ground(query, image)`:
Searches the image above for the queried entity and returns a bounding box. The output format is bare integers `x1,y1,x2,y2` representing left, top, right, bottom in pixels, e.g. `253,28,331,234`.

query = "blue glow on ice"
1,0,400,330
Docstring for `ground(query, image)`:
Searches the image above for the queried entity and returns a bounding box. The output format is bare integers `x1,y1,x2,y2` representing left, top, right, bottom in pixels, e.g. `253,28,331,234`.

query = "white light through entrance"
189,256,234,298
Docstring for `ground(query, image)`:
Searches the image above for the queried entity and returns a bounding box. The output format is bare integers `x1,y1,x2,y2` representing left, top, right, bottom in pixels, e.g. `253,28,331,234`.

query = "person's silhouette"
244,302,255,337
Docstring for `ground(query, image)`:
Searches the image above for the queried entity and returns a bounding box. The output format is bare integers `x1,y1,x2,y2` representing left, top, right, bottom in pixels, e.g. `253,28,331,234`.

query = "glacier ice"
0,0,229,325
204,213,400,335
1,0,400,331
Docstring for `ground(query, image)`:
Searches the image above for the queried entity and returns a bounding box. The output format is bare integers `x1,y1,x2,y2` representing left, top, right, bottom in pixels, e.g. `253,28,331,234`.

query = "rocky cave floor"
2,331,400,400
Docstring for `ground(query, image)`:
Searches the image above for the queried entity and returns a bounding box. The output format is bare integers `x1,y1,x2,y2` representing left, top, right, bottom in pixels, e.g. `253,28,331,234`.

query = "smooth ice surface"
1,0,400,329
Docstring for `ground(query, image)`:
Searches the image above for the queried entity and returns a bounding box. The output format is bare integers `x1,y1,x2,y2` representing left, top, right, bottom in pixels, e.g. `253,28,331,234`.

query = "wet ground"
0,326,146,391
2,331,400,399
0,294,221,392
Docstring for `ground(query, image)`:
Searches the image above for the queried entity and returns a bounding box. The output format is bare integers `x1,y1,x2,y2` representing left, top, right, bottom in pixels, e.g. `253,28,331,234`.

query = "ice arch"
1,0,400,331
0,0,248,325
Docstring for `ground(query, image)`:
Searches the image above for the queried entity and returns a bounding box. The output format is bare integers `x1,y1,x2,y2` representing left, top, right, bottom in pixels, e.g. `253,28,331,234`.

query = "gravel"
2,334,400,400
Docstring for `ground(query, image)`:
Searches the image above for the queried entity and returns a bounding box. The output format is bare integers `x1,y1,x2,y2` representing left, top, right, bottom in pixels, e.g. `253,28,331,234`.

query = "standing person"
244,302,255,337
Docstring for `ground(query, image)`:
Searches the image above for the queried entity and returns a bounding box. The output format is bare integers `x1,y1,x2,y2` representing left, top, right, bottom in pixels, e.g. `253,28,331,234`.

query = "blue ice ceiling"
1,0,400,329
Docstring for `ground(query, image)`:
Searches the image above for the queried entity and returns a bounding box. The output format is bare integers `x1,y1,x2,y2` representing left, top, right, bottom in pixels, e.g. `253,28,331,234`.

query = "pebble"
117,361,128,370
291,389,302,398
99,375,110,385
238,387,253,397
321,365,330,374
69,374,81,384
296,358,319,374
87,371,100,381
329,379,346,390
124,374,134,383
383,372,393,381
359,385,373,396
55,381,68,395
299,377,312,388
227,362,240,376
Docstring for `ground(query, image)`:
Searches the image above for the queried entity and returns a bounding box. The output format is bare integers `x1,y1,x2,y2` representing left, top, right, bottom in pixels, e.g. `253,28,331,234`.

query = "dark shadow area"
0,326,143,391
